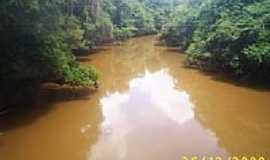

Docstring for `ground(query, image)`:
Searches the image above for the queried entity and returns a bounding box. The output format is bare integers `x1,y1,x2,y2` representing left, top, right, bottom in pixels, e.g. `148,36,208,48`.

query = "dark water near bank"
0,36,270,160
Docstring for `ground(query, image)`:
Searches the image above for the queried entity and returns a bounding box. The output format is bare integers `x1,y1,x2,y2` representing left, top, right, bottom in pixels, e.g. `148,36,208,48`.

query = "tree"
161,0,270,81
0,0,99,107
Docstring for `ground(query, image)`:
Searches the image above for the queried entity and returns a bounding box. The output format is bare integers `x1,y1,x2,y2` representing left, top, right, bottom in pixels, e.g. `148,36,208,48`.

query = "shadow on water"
163,47,270,92
0,84,96,133
164,48,183,53
185,66,270,92
74,48,109,57
76,57,93,62
154,41,165,47
160,45,270,92
210,74,270,91
75,47,111,62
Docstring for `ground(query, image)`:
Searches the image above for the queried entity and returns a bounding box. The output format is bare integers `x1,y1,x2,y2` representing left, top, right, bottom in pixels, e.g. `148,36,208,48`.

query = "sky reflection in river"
88,70,228,160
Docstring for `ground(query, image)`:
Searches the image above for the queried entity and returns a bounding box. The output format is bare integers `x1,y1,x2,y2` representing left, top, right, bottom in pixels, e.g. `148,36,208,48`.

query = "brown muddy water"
0,36,270,160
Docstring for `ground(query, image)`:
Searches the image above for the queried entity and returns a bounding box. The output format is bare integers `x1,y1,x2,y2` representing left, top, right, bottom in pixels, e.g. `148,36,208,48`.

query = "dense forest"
161,0,270,81
1,0,270,109
0,0,178,108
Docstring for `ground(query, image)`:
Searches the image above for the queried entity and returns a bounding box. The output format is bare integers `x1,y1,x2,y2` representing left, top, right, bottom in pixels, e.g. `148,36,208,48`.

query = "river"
0,36,270,160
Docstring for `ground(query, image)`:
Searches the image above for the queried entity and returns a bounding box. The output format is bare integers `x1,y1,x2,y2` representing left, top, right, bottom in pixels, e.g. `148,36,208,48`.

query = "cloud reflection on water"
88,70,228,160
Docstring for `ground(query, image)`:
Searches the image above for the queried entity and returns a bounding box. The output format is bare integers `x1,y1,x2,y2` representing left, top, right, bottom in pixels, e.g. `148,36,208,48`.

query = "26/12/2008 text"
182,156,266,160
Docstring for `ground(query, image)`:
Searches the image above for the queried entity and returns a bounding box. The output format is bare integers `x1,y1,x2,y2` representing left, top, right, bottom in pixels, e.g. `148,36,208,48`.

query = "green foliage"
65,16,88,50
162,0,270,81
0,0,99,91
62,65,99,86
0,0,178,96
102,0,179,40
104,0,156,40
160,1,200,48
144,0,181,30
113,26,136,40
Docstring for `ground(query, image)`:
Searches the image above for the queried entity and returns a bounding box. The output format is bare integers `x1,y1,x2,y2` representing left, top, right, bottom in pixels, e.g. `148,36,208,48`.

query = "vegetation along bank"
1,0,270,110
